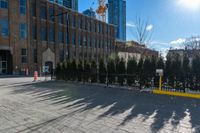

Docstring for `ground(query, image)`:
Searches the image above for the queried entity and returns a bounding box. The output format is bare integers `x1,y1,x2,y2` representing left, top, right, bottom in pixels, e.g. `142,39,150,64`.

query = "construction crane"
96,0,107,22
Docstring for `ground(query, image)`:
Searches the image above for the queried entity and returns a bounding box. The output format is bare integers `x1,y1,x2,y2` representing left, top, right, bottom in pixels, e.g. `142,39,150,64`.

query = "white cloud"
147,37,200,58
170,38,186,45
146,24,153,31
149,41,171,51
150,41,169,46
126,22,135,28
169,38,186,49
148,41,170,58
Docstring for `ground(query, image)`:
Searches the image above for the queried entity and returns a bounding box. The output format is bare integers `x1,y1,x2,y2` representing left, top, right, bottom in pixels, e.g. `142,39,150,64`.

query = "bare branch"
183,36,200,50
133,16,153,46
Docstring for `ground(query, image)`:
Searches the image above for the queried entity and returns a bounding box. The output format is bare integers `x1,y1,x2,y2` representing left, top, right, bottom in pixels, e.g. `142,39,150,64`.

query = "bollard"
159,76,162,90
26,68,29,76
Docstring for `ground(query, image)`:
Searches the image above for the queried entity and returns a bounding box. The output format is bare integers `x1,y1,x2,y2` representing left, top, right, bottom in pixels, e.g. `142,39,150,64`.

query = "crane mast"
96,0,107,22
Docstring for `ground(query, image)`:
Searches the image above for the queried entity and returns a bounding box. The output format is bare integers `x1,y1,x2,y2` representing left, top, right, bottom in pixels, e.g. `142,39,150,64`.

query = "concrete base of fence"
58,80,142,91
153,89,200,99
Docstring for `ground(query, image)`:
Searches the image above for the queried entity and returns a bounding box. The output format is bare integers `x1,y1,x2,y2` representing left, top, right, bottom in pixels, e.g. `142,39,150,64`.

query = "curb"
57,80,142,92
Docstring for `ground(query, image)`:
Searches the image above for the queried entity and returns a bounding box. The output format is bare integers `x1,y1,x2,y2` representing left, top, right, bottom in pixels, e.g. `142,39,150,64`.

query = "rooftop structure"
83,8,96,18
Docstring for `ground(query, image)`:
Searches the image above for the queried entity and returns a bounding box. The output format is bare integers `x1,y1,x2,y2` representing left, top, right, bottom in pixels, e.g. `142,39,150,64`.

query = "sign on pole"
43,66,49,73
156,69,163,76
156,69,164,91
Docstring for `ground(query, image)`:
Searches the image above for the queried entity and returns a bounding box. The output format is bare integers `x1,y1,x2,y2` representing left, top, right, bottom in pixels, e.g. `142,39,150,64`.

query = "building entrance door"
0,50,12,74
45,61,53,75
0,61,7,74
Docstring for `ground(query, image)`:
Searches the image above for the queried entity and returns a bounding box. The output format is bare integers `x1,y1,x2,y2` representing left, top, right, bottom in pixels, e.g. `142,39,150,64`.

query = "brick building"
167,49,200,65
0,0,115,75
116,41,159,63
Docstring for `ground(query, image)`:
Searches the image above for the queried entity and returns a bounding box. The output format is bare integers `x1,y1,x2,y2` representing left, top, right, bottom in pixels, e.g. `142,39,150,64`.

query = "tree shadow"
17,111,80,132
11,81,200,132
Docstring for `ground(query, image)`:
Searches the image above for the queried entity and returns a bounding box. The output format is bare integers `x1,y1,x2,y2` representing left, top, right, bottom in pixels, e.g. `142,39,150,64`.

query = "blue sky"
79,0,200,54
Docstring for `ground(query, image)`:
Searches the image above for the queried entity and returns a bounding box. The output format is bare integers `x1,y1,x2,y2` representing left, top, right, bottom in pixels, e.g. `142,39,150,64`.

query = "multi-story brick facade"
116,41,159,63
0,0,115,75
167,49,200,66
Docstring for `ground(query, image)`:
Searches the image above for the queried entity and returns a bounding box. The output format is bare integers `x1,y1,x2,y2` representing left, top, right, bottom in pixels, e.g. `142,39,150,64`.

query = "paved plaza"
0,77,200,133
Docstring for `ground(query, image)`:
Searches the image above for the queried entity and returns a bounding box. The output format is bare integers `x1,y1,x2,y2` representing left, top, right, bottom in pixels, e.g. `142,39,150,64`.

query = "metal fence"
56,70,200,93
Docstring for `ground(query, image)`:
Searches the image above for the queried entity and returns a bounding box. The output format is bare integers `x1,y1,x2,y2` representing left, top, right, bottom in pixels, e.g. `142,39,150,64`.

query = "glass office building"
108,0,126,41
83,8,96,18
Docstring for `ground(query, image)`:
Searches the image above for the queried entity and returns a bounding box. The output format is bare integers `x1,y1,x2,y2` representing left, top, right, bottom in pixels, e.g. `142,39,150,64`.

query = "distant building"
116,41,159,62
48,0,78,11
167,49,200,65
83,8,96,18
167,37,200,64
108,0,126,41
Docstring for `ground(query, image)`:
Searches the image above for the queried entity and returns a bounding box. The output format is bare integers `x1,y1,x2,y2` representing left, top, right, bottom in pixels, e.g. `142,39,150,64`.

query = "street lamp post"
50,9,70,61
66,12,70,60
106,61,108,87
97,63,99,83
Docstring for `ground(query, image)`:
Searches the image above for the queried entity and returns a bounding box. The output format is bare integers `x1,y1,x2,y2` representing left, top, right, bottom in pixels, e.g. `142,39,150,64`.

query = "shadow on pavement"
11,81,200,133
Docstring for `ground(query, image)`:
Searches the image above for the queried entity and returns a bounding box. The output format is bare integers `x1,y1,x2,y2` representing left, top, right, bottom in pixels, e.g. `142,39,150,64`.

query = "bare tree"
184,36,200,50
127,17,156,60
134,16,154,46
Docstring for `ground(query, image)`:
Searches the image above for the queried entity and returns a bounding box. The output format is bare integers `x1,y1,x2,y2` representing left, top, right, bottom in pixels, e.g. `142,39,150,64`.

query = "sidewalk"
0,75,29,78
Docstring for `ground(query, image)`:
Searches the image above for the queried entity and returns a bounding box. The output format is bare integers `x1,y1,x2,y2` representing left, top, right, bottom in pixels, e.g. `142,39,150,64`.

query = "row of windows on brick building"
21,48,110,64
0,20,27,39
0,0,26,15
0,0,112,36
0,19,113,50
32,3,112,35
59,50,110,63
0,0,27,38
20,48,37,64
32,25,114,50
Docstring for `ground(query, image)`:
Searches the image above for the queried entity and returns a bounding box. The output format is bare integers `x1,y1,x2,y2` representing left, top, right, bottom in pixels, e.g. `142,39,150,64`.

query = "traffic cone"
34,71,38,81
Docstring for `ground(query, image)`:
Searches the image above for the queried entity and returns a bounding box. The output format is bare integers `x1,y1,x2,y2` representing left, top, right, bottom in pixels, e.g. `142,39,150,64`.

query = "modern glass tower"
108,0,126,41
83,8,96,18
48,0,78,11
